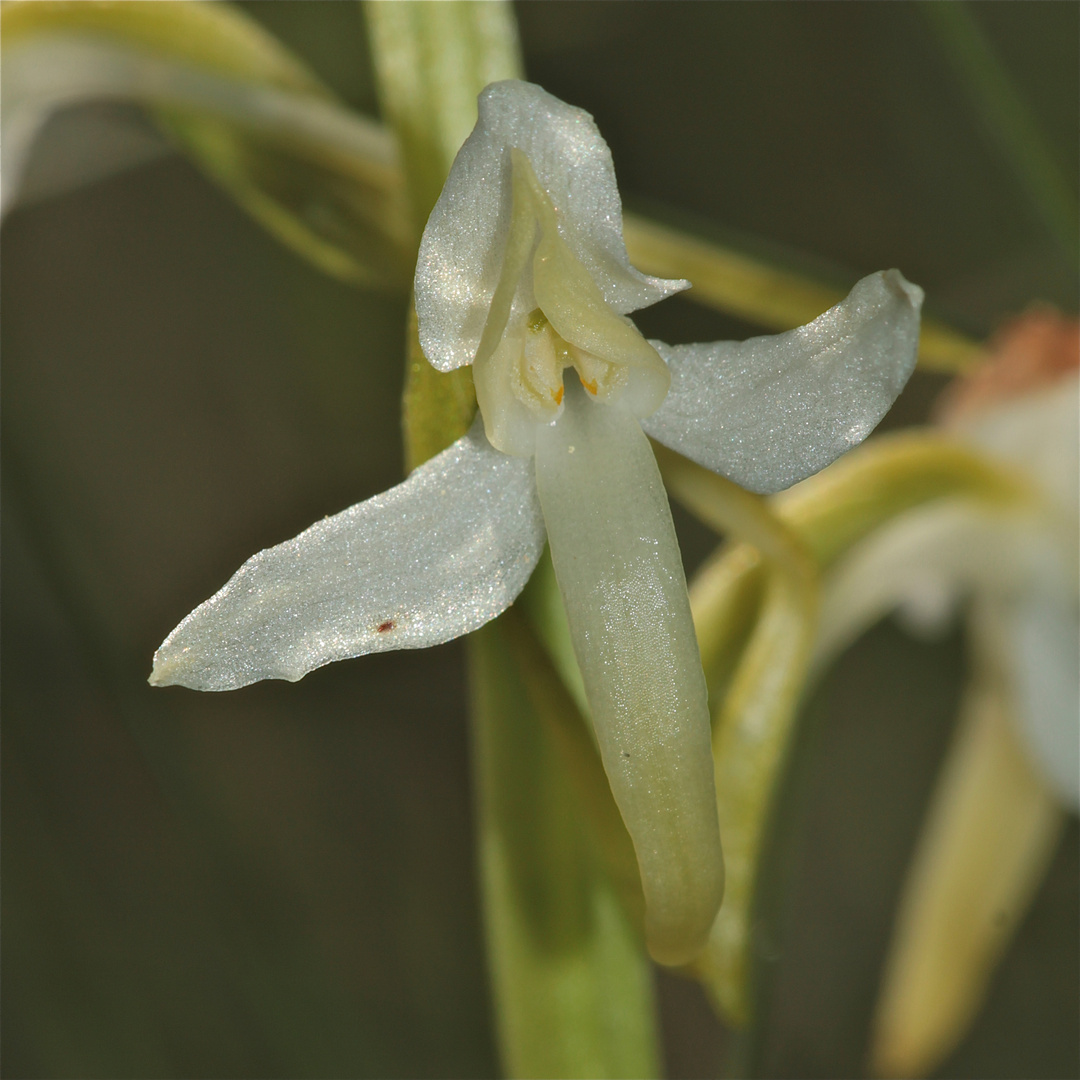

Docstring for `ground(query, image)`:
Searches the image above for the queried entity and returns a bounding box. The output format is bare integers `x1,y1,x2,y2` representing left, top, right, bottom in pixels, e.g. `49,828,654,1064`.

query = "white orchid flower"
940,346,1079,808
816,316,1079,808
826,312,1079,1078
150,80,923,966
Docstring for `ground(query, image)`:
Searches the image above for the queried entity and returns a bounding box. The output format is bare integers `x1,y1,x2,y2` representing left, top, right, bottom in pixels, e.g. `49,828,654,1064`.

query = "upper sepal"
415,80,688,373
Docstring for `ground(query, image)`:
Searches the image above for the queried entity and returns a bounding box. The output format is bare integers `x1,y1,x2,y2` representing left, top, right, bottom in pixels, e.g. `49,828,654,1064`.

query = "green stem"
368,8,662,1075
469,622,660,1080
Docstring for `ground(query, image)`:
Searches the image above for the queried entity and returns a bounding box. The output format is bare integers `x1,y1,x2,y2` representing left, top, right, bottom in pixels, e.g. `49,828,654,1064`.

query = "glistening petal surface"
415,79,688,372
150,424,545,691
642,270,923,494
534,378,724,966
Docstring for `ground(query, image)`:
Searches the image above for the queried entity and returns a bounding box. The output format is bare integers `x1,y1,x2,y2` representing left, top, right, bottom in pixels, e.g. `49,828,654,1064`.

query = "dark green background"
3,3,1077,1076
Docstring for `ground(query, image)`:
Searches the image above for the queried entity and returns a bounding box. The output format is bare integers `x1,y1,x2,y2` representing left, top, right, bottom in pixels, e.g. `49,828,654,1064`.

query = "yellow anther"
553,386,564,405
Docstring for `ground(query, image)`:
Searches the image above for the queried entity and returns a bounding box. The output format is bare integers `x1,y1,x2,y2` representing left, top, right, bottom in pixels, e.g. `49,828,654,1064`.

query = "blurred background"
3,3,1077,1076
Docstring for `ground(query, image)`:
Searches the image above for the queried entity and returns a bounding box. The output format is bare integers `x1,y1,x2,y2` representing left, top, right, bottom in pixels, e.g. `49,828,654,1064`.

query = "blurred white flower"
825,309,1079,1079
818,309,1079,805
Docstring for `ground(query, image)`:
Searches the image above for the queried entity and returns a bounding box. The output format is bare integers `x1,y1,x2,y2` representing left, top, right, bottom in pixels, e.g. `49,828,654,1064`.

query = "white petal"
813,501,1054,674
815,499,1078,808
955,372,1080,521
534,377,724,966
1007,591,1080,809
642,270,923,494
150,422,545,691
415,80,688,373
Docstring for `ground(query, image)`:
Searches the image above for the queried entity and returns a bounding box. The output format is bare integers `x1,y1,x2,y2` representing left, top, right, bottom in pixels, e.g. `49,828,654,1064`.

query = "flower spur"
151,80,924,966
